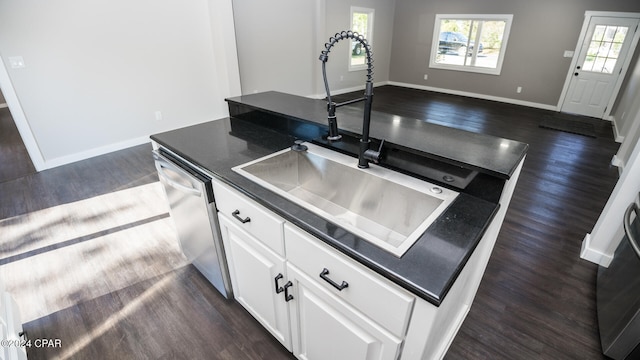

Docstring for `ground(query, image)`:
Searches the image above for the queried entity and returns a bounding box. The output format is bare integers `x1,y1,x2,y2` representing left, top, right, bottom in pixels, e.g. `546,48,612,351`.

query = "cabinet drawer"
212,180,285,256
284,224,414,338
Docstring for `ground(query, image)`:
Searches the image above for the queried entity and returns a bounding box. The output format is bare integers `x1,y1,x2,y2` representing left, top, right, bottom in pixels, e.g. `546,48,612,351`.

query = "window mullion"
470,21,484,67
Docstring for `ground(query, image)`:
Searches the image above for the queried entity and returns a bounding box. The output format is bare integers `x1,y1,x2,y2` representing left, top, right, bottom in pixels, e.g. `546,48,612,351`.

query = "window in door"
430,14,513,75
350,7,374,71
583,25,629,74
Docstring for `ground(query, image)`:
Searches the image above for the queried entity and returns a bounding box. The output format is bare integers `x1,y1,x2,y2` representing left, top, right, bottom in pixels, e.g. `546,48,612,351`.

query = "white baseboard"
387,81,558,111
309,81,558,112
0,103,8,109
610,115,625,143
611,154,624,170
580,233,614,267
42,136,151,170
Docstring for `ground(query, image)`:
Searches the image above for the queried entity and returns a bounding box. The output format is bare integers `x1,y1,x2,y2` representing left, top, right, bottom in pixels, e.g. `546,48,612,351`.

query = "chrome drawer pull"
320,268,349,291
232,209,251,224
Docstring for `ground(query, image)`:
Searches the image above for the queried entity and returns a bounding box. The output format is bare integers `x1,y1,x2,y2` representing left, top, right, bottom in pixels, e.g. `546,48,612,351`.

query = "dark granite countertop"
226,91,528,179
151,116,503,306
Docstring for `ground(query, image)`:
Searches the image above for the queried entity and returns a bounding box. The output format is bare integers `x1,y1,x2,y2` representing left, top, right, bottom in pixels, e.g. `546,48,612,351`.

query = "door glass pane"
582,25,629,74
604,58,618,73
593,25,606,42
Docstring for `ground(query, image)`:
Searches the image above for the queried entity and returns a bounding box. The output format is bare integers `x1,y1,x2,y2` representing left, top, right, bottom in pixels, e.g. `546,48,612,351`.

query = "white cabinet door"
287,264,402,360
218,214,291,351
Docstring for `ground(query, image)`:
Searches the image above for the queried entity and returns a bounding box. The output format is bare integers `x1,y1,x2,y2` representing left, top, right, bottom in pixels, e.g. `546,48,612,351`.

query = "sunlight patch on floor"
0,182,186,322
57,274,173,360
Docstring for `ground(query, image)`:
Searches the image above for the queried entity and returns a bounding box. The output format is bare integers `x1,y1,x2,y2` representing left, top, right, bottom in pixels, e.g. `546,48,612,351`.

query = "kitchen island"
151,91,527,359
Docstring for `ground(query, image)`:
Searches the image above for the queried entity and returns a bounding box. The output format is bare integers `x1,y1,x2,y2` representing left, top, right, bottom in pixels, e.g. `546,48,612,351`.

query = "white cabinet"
287,264,402,360
212,180,285,256
284,224,414,339
213,179,415,360
218,214,292,351
210,152,524,359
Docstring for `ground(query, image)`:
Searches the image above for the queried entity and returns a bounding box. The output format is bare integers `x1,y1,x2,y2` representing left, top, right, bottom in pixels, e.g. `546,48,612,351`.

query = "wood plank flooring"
0,107,35,183
0,86,620,359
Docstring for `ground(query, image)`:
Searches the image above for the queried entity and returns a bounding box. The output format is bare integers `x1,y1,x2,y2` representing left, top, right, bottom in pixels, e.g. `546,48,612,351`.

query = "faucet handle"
363,139,385,164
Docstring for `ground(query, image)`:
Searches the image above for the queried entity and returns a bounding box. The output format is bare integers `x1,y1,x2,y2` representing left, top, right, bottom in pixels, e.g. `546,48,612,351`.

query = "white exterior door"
561,15,639,118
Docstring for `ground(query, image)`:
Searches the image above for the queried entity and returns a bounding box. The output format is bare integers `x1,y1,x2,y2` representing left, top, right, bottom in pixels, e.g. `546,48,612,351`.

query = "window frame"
349,6,375,72
429,14,513,75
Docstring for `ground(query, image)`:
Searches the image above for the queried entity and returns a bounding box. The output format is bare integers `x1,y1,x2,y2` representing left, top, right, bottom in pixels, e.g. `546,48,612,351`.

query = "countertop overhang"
226,91,528,180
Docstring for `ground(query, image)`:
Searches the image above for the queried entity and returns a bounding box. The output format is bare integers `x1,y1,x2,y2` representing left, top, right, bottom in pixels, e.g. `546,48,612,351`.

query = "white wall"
0,0,240,169
388,0,640,109
232,0,396,98
233,0,319,97
612,54,640,167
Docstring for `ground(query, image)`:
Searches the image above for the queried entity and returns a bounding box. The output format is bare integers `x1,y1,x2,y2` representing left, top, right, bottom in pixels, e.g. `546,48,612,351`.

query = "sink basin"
232,142,458,257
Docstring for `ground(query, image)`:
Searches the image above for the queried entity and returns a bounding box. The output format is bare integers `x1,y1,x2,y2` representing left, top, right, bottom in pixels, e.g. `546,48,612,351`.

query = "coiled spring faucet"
319,30,382,168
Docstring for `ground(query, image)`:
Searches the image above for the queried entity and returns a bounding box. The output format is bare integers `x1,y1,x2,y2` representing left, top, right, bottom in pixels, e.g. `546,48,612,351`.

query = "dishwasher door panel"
154,150,232,298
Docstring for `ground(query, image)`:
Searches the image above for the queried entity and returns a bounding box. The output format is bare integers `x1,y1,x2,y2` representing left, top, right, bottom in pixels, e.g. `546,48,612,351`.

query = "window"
350,7,374,71
430,14,513,75
583,25,629,74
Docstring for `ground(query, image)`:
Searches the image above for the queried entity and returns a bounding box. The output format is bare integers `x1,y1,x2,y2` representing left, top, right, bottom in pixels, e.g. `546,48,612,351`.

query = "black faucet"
319,30,382,169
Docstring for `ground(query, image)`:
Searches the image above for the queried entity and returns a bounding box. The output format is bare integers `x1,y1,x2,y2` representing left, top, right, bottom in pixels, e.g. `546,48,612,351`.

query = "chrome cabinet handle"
232,210,251,224
319,268,349,291
623,202,640,260
274,273,284,294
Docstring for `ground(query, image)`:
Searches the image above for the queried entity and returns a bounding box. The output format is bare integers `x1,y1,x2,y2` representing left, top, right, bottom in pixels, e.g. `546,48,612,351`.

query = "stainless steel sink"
232,142,458,257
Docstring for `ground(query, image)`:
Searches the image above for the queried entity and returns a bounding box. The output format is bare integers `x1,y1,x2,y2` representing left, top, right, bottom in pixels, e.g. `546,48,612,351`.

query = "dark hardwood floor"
0,86,620,359
0,107,36,183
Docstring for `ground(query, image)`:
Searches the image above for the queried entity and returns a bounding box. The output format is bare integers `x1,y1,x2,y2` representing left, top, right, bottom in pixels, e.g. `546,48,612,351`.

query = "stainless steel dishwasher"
153,147,232,299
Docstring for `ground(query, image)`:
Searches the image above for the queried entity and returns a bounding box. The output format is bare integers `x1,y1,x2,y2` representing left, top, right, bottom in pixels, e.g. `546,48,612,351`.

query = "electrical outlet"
516,86,522,94
424,74,428,80
8,56,25,69
154,111,163,121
